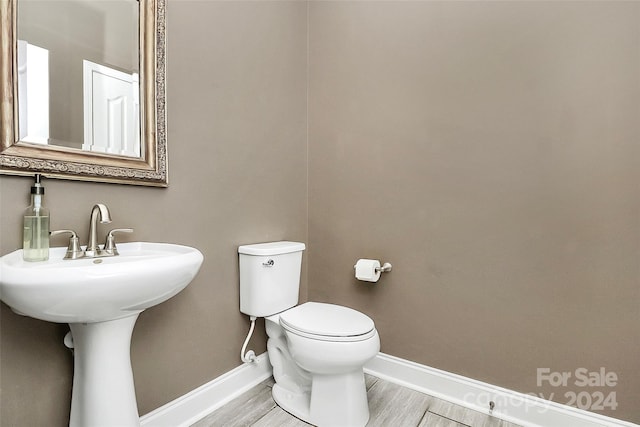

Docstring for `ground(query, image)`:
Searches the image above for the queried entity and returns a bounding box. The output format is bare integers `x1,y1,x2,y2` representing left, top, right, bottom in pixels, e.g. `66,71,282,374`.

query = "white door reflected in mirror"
82,60,140,158
17,40,49,145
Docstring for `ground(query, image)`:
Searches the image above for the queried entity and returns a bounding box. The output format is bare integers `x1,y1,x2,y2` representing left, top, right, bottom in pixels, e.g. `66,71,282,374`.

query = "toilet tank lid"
238,241,306,256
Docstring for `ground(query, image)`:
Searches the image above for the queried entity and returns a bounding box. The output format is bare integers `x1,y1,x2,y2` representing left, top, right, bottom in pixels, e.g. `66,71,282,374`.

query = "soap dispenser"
23,174,50,261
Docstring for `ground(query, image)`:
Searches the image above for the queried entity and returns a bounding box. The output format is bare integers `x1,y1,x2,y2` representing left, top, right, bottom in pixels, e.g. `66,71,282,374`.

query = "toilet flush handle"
262,259,274,267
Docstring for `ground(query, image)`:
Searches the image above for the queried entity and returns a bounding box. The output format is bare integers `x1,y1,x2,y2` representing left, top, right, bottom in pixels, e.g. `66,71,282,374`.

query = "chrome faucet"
85,203,112,257
49,203,133,260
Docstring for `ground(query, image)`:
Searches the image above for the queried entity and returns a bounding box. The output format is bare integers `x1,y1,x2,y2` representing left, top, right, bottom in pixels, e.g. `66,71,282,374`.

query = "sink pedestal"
69,314,140,427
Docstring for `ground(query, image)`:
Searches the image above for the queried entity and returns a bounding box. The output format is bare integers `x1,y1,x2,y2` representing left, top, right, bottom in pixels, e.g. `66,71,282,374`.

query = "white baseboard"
139,351,637,427
139,352,272,427
364,352,638,427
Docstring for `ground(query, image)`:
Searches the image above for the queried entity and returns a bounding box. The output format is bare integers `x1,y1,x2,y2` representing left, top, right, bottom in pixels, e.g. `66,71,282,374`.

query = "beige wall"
308,1,639,423
1,1,639,426
0,1,308,425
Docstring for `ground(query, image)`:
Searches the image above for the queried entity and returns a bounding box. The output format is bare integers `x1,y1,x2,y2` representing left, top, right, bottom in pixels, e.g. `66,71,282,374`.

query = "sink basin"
0,241,204,427
0,242,204,323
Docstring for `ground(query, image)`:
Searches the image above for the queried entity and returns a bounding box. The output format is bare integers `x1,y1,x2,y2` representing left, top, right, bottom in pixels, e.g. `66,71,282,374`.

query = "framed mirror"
0,0,167,187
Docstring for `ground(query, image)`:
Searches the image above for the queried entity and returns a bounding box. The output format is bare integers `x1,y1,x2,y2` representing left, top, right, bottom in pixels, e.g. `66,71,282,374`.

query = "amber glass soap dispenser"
23,174,50,261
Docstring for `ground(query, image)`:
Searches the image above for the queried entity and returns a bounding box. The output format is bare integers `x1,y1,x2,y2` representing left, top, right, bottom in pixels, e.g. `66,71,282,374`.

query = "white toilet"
239,241,380,427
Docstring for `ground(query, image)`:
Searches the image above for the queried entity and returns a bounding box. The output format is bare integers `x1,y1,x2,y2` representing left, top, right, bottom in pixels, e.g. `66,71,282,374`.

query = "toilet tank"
238,241,305,317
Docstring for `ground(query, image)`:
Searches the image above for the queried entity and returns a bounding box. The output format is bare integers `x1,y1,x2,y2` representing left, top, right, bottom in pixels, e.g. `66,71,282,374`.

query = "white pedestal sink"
0,242,204,427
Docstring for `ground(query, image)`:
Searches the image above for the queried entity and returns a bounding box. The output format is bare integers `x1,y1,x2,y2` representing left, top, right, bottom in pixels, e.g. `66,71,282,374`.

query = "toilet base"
272,370,370,427
272,383,311,422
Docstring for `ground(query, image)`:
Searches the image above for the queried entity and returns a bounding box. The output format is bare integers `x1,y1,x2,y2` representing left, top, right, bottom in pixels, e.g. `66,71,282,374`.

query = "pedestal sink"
0,242,204,427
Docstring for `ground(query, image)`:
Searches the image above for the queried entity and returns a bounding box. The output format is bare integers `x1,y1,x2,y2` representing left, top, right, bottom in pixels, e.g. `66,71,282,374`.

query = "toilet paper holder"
354,259,392,282
376,262,393,273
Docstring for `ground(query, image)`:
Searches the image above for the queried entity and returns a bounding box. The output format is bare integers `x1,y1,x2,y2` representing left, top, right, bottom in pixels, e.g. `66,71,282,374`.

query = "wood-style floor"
191,375,523,427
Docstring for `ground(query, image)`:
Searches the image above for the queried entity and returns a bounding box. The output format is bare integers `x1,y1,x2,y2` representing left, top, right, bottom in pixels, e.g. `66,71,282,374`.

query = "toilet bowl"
238,241,381,427
266,302,380,427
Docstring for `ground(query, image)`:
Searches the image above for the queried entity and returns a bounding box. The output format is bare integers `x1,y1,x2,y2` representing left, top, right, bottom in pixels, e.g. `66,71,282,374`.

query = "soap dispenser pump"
23,174,50,261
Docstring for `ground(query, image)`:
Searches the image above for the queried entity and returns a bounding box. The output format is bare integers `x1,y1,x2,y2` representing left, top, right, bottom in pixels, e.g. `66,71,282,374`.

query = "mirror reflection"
17,0,141,157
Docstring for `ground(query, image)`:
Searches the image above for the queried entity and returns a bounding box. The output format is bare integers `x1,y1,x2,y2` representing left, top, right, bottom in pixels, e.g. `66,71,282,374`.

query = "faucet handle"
50,230,85,260
103,228,134,256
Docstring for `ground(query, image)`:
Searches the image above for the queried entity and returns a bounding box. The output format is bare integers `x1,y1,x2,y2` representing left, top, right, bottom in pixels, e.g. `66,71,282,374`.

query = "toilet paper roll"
354,259,381,282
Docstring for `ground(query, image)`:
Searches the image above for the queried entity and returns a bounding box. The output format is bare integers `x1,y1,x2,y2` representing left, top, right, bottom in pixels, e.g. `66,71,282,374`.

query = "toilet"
239,241,380,427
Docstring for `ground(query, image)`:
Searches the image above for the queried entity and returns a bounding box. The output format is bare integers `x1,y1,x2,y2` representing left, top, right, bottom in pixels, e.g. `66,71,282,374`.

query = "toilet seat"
280,302,376,342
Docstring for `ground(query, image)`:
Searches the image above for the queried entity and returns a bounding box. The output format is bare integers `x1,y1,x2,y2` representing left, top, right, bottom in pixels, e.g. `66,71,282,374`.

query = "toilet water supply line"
241,316,258,363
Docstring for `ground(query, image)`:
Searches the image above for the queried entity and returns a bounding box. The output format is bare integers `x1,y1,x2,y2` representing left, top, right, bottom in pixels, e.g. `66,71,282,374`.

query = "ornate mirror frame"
0,0,167,187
